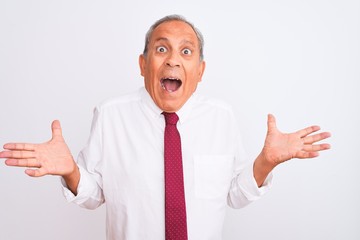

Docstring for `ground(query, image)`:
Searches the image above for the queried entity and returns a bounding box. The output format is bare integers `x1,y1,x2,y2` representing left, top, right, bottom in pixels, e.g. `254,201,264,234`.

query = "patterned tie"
163,112,188,240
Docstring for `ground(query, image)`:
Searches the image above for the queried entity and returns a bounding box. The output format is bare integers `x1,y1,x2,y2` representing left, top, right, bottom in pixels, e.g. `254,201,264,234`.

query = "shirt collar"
140,87,195,125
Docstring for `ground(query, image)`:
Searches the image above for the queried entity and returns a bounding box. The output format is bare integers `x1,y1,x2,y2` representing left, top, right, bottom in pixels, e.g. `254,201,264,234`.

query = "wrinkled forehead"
149,20,199,47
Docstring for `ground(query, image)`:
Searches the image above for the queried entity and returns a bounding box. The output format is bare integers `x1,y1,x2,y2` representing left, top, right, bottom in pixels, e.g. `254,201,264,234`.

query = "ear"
139,54,146,77
197,60,206,82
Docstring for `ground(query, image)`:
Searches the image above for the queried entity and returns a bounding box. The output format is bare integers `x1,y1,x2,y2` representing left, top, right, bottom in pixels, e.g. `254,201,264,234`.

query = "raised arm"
0,120,80,194
253,114,331,187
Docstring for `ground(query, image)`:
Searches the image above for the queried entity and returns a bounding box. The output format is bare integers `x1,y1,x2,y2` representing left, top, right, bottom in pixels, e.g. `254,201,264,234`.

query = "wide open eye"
156,46,167,53
182,48,192,55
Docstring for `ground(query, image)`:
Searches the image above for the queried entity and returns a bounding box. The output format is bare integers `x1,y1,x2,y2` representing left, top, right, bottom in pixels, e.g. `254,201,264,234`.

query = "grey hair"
143,14,204,61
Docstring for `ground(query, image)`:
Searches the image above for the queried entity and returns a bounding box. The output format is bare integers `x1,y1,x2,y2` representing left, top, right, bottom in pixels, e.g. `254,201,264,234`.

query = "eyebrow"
154,37,196,48
154,37,169,43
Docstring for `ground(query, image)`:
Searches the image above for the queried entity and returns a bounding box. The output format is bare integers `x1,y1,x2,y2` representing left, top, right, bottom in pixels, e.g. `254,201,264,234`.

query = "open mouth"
160,78,182,93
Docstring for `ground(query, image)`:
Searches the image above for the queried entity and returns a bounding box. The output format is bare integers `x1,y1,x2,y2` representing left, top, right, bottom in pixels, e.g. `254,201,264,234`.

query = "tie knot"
163,112,179,125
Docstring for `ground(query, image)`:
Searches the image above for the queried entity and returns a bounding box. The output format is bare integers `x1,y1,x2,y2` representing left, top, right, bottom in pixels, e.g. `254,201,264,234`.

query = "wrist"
62,157,79,182
253,149,277,187
63,163,79,181
63,164,80,195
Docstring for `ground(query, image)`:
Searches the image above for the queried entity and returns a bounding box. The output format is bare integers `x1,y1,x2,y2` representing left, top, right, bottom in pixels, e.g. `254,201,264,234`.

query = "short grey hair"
143,14,204,61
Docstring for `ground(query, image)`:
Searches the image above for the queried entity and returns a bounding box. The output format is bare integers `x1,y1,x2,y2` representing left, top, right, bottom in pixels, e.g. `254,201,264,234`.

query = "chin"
158,98,184,112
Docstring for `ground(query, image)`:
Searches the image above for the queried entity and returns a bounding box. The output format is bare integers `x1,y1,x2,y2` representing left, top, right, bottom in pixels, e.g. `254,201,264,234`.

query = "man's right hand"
0,120,80,194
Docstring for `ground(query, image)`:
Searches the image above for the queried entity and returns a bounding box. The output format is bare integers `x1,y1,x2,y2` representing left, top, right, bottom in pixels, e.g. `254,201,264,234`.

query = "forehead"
150,20,198,46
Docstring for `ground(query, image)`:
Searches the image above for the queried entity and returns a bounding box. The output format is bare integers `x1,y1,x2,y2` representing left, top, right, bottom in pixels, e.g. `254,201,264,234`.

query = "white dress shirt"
62,87,272,240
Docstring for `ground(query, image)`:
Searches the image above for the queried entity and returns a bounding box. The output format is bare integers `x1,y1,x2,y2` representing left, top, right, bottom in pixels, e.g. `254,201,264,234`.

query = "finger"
296,151,320,159
296,125,321,138
3,143,35,151
5,158,41,168
267,114,277,131
51,120,63,139
0,150,35,159
25,168,47,177
303,143,331,152
303,132,332,144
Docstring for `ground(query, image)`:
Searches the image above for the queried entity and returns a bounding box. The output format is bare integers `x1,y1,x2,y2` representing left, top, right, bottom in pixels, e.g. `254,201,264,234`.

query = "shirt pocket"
194,155,234,199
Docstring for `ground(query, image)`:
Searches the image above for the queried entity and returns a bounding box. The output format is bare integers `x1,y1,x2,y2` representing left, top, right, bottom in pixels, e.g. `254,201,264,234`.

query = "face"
139,20,206,112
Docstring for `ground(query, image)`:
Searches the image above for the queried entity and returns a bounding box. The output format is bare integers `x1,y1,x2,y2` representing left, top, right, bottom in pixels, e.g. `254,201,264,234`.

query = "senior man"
1,15,331,240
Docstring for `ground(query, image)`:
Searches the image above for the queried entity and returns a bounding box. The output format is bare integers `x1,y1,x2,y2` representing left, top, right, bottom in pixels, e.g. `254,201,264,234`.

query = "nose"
166,52,181,67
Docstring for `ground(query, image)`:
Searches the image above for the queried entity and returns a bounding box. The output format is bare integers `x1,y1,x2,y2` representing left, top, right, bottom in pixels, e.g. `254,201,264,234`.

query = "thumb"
267,114,277,132
51,120,63,138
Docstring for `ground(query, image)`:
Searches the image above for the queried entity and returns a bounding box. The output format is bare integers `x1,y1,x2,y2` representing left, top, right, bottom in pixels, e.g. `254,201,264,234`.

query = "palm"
263,114,331,166
1,120,76,177
33,134,74,176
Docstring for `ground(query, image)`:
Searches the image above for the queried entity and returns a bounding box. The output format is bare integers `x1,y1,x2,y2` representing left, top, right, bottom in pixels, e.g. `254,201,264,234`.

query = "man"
0,15,331,239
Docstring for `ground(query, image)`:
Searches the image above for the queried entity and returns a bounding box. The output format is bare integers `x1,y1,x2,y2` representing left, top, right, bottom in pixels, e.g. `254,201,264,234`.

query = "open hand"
1,120,77,177
263,114,331,166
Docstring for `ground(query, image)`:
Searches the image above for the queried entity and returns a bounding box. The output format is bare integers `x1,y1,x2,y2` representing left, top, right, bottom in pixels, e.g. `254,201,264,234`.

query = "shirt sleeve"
61,107,105,209
227,114,273,209
227,162,273,209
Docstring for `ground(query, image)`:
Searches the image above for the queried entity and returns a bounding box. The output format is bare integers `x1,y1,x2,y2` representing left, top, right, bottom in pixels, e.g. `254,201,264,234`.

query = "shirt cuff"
237,163,273,200
60,165,97,204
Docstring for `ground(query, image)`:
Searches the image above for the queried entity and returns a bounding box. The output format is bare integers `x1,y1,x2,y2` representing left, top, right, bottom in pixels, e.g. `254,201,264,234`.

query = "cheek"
147,60,163,79
186,66,202,85
144,65,157,84
183,77,200,95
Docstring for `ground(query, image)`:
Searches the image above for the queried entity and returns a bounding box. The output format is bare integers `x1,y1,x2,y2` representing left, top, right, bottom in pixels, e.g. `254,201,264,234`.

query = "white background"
1,0,359,239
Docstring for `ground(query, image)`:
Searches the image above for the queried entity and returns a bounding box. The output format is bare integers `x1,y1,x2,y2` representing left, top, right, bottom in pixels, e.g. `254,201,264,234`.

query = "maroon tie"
163,112,188,240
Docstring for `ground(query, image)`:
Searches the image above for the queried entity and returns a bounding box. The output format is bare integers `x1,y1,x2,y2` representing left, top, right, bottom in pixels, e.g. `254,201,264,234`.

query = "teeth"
161,77,180,81
160,78,182,92
161,78,181,86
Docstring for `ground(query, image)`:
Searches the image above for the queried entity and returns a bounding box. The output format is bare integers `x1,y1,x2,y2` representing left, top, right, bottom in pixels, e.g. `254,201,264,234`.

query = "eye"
156,46,167,53
182,48,192,55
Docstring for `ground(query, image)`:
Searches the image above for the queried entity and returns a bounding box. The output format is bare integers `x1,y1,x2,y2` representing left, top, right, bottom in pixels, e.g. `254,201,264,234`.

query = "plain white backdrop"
1,0,359,239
